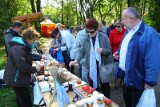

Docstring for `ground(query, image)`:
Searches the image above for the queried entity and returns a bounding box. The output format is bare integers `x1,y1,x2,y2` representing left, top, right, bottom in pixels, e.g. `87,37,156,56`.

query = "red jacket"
109,28,126,54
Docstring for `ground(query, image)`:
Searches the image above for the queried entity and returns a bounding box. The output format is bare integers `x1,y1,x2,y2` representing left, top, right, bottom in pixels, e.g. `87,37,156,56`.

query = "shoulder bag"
99,62,116,83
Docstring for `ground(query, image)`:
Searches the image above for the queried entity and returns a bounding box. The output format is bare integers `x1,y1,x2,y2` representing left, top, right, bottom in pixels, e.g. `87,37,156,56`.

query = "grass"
0,86,39,107
0,46,6,70
0,37,50,106
0,87,17,107
0,46,17,107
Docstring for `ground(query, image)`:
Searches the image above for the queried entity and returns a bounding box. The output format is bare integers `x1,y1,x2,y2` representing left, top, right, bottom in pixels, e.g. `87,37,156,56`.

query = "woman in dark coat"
3,27,41,107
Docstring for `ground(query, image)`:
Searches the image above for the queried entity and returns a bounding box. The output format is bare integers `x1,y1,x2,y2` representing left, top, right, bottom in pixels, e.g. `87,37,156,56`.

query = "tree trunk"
127,0,135,7
152,1,160,31
30,0,36,13
78,0,86,24
61,0,64,24
75,1,79,25
119,0,123,18
36,0,41,12
98,1,102,21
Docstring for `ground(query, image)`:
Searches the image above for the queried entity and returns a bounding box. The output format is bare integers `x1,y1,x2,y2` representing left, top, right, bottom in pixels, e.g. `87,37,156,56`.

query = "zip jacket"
120,21,160,90
3,37,38,87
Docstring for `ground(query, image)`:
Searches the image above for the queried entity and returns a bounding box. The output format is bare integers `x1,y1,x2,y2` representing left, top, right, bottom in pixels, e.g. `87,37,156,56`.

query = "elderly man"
113,7,160,107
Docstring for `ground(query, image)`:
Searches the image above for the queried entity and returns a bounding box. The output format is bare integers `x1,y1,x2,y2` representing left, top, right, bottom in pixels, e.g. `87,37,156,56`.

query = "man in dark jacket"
4,21,23,56
3,27,40,107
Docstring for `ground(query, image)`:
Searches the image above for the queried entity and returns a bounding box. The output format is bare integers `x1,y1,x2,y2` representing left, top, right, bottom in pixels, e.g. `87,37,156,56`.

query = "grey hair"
125,7,140,19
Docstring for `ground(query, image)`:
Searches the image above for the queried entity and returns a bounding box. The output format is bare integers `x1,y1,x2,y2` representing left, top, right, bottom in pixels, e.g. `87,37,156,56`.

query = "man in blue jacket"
113,7,160,107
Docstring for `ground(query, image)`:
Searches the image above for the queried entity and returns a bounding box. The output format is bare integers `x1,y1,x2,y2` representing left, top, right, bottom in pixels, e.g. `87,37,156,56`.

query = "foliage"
0,0,17,45
0,0,159,46
0,0,42,46
146,0,160,32
0,46,6,70
41,0,160,32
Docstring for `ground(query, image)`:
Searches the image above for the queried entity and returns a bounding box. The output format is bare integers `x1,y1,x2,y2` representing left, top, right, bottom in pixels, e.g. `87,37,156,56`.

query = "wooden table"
33,60,118,107
37,81,119,107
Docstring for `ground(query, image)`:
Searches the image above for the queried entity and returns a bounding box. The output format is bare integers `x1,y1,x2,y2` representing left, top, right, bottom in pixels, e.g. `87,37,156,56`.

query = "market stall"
40,19,56,37
33,54,119,107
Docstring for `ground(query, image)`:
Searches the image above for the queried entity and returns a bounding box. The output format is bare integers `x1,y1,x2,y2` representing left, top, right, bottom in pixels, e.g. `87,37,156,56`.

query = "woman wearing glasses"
109,19,126,88
70,18,113,98
109,19,126,55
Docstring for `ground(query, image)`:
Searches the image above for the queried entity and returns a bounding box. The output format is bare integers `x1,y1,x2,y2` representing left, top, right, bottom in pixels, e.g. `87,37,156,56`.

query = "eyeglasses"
115,26,121,28
86,30,95,34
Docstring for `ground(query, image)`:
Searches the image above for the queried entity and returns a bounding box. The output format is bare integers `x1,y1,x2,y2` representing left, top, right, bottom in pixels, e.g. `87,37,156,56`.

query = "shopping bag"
56,49,64,63
136,88,156,107
56,81,70,107
33,81,44,105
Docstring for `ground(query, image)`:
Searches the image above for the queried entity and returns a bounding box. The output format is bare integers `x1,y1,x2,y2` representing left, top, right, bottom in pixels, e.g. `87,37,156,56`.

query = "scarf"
89,32,101,89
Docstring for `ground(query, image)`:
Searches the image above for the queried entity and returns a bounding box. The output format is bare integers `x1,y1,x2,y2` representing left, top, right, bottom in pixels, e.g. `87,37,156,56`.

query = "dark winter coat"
3,37,38,87
4,28,21,56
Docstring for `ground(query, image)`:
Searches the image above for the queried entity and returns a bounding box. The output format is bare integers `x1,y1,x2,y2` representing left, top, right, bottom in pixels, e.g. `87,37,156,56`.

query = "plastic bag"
33,81,44,105
56,49,64,63
136,88,156,107
56,81,70,107
0,69,4,79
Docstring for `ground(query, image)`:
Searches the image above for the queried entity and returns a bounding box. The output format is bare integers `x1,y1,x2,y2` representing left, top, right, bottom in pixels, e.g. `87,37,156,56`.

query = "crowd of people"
3,7,160,107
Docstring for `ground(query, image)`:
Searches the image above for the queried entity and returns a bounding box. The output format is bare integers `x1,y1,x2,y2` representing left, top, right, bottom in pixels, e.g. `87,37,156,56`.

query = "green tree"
0,0,160,46
146,0,160,32
0,0,20,45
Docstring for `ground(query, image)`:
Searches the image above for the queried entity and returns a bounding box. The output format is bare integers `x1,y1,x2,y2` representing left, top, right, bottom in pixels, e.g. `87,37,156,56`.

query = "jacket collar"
9,28,21,37
125,20,145,36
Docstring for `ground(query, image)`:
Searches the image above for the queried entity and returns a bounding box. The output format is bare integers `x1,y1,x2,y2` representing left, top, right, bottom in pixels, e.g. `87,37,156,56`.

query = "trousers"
123,85,143,107
12,87,32,107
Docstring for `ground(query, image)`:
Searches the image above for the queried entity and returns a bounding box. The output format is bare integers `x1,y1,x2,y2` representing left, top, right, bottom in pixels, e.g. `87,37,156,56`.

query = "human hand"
144,83,153,89
53,45,57,48
36,66,40,72
54,48,59,51
69,60,78,67
113,51,119,60
96,48,103,54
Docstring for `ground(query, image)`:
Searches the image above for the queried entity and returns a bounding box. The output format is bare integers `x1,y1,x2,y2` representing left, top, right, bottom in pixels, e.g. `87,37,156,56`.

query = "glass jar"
75,99,86,107
96,94,104,104
86,98,93,107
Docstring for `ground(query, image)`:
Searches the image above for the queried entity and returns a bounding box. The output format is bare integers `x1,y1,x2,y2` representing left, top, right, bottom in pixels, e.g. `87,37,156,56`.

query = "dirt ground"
110,72,160,107
40,37,160,107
